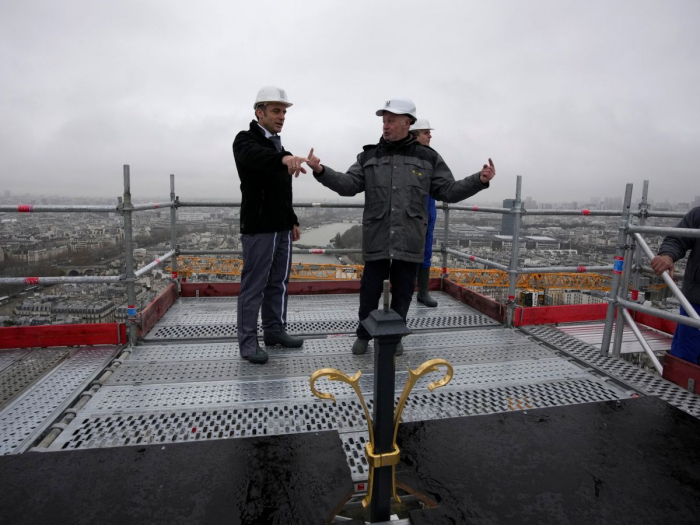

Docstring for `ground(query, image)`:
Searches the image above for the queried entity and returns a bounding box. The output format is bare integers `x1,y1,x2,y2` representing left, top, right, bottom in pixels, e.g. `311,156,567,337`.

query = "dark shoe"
395,341,404,356
243,345,268,364
263,330,303,348
352,338,370,355
416,267,438,307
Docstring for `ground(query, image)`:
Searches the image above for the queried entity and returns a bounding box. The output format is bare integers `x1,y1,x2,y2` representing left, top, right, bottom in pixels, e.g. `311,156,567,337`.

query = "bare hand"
307,148,322,174
282,155,309,178
651,254,674,278
480,158,496,183
292,224,301,242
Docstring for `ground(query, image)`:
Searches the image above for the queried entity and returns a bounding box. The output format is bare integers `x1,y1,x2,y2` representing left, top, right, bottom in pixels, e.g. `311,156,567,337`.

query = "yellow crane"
169,257,627,292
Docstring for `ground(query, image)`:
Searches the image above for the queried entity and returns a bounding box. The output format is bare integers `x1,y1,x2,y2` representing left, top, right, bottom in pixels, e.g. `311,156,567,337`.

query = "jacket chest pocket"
405,180,429,222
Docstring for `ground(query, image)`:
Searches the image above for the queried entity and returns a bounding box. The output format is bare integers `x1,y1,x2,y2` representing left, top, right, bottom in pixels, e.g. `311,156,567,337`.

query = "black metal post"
361,280,411,523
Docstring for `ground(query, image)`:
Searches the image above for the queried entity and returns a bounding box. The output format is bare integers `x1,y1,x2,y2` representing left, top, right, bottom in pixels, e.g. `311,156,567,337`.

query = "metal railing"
1,165,689,363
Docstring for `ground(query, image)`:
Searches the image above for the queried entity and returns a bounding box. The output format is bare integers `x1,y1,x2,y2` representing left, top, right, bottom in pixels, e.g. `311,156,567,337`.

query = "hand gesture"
479,158,496,184
282,155,309,177
650,254,674,278
292,224,301,242
306,148,322,174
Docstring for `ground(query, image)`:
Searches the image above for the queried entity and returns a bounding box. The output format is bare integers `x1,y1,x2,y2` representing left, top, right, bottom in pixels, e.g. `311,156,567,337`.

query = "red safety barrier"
0,323,127,349
662,354,700,394
138,283,179,339
513,303,609,326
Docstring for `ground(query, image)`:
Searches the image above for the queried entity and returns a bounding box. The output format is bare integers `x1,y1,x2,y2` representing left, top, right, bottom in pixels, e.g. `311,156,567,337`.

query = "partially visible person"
410,118,438,307
651,206,700,364
306,97,495,356
232,85,308,365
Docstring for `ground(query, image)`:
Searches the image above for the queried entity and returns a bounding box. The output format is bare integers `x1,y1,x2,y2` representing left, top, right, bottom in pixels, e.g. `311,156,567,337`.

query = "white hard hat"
410,118,434,131
253,85,293,109
375,97,417,121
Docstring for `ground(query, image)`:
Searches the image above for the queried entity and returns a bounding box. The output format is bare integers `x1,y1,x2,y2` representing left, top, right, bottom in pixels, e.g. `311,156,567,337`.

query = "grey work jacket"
658,206,700,304
314,136,489,263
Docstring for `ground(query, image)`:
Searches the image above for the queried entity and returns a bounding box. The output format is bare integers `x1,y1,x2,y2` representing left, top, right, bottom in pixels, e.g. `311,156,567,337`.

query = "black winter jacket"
658,206,700,304
233,121,299,234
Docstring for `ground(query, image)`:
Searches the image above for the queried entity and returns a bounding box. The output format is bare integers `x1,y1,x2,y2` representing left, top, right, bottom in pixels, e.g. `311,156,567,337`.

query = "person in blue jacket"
410,118,438,307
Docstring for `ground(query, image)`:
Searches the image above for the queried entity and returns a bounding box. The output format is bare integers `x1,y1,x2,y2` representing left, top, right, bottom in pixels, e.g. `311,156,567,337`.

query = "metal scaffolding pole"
600,183,634,356
441,202,450,285
122,165,138,347
447,204,510,214
445,248,509,271
612,235,635,357
617,298,700,330
519,265,613,274
505,176,523,327
134,250,177,278
620,308,663,374
0,276,122,285
633,232,700,322
627,225,700,238
169,174,179,283
631,180,649,302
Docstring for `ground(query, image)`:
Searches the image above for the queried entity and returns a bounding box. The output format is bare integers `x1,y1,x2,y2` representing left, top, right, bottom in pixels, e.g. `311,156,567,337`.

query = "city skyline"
1,1,699,203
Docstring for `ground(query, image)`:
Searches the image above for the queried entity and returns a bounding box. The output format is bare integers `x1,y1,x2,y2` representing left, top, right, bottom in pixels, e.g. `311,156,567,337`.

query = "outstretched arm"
430,155,495,203
308,148,366,197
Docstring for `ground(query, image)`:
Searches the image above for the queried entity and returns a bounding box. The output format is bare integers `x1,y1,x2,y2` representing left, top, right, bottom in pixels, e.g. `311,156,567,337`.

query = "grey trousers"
237,231,292,357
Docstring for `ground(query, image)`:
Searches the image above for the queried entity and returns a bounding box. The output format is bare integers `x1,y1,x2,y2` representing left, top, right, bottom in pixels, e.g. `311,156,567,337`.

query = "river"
294,222,359,264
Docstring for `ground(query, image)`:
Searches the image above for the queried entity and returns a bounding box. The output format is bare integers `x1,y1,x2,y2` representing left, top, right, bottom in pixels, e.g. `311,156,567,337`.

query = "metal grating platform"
522,324,700,418
50,377,623,453
0,349,32,374
558,322,672,354
0,346,117,455
144,292,498,340
83,358,588,413
0,348,70,411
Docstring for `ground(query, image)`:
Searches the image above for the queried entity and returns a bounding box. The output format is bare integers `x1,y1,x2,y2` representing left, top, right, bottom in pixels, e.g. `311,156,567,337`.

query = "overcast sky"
1,0,699,205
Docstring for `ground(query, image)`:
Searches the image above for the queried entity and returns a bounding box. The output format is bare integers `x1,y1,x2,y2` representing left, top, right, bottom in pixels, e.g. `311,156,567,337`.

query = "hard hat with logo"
410,118,434,131
253,86,293,109
375,97,417,122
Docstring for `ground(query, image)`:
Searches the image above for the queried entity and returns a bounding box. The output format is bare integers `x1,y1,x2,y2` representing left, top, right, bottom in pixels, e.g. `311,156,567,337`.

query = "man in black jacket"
232,86,309,364
651,206,700,364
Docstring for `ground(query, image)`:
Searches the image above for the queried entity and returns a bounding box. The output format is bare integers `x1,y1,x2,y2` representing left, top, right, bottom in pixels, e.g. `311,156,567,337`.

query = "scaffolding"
0,166,694,374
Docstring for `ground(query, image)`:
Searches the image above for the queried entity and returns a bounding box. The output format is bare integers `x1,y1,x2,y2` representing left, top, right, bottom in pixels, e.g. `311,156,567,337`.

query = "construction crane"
169,257,622,291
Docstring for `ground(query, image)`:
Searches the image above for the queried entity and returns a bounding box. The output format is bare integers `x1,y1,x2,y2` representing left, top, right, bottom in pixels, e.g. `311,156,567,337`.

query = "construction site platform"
1,288,700,523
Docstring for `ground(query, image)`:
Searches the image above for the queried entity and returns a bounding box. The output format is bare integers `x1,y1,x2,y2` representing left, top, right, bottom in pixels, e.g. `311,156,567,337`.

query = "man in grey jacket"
651,206,700,364
306,98,495,355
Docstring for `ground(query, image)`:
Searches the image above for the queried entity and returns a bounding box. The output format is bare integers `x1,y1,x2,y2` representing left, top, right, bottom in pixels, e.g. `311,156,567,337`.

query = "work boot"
352,338,370,355
243,345,268,365
263,330,303,348
395,341,404,357
416,266,438,307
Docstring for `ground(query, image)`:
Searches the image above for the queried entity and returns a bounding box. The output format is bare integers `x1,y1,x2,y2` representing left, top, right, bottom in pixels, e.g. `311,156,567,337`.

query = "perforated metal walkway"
41,292,639,485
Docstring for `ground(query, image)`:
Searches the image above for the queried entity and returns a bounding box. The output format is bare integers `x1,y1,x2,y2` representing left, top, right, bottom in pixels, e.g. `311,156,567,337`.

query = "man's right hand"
282,155,309,177
651,254,674,278
306,148,323,174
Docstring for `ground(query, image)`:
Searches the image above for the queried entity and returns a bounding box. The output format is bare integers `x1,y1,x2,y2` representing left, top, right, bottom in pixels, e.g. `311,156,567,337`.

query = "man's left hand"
292,225,301,242
480,158,496,184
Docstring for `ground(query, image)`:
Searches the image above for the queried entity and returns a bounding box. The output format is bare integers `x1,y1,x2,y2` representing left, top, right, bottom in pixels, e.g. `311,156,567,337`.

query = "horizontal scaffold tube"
178,249,362,256
447,204,511,214
520,265,614,274
522,209,623,216
0,204,117,213
177,201,364,209
627,225,700,238
644,210,686,218
445,248,509,271
131,202,175,211
0,275,123,285
134,250,176,278
617,298,700,330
